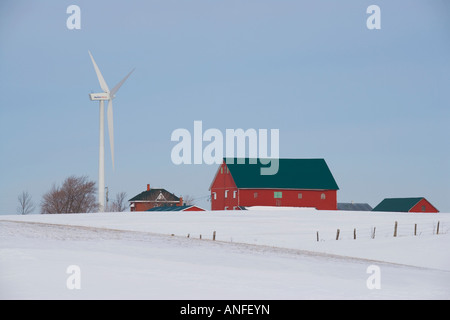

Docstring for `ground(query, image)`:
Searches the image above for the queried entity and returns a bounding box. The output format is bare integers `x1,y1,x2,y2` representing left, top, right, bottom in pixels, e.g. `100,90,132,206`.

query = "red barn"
372,197,439,213
209,158,339,210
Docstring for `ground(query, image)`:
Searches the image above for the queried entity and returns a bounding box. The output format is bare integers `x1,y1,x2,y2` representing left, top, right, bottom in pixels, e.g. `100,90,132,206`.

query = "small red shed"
209,158,339,211
146,205,206,212
372,197,439,213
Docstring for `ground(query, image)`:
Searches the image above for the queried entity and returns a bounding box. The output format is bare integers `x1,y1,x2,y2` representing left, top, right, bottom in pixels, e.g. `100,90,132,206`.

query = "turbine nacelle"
89,93,110,101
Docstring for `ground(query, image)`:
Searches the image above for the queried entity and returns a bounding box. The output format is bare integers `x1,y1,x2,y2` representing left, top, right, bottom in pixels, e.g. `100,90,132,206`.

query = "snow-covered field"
1,209,449,299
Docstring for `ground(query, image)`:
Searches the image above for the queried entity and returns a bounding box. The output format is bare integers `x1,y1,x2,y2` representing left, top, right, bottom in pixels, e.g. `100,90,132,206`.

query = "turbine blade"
107,99,115,170
110,68,135,97
88,51,110,93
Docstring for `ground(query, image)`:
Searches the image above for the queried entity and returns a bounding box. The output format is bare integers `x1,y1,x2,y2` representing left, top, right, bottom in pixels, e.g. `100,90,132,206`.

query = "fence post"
394,221,398,237
213,231,216,241
372,227,376,239
437,221,440,235
200,234,202,239
336,229,340,240
353,228,356,240
316,231,319,242
414,224,417,236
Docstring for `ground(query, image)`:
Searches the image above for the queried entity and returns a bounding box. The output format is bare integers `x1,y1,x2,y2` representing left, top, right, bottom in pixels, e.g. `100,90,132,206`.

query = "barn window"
212,192,217,200
422,205,426,212
225,190,229,198
254,192,258,198
321,193,326,200
224,206,228,210
233,190,237,198
274,191,282,199
298,193,302,199
220,167,223,174
233,206,238,210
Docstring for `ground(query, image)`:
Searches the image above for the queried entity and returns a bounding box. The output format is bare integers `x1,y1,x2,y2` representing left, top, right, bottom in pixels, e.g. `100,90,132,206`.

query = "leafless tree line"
107,191,128,212
40,175,98,214
17,175,128,214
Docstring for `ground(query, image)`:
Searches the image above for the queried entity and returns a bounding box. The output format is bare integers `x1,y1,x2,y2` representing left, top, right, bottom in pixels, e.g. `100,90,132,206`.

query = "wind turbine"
88,51,134,212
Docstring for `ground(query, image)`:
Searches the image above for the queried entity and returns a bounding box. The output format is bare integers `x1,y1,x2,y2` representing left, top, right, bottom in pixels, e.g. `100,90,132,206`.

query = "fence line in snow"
169,221,446,244
317,220,446,242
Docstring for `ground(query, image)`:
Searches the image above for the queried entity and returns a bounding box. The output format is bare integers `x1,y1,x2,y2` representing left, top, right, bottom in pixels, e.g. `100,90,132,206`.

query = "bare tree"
41,175,98,214
17,191,35,215
182,195,195,206
110,192,128,212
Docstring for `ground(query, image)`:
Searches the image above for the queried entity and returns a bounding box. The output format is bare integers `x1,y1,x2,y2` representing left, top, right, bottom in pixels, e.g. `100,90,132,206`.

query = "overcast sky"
0,0,449,213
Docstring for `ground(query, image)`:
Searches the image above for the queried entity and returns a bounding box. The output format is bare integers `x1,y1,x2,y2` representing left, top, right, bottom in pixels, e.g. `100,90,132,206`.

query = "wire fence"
315,220,448,242
173,220,448,247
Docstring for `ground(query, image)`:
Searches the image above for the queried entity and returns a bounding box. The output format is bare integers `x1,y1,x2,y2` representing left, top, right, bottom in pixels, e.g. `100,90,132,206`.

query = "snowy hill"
1,209,449,299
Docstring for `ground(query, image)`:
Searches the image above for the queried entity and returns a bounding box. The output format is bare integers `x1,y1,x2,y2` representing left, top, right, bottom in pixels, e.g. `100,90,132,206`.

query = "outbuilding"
146,205,205,212
209,158,339,210
372,197,439,213
337,203,373,211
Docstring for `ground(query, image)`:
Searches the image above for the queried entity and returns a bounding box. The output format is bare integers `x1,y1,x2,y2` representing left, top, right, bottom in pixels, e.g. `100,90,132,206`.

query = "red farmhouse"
209,158,339,210
129,184,183,212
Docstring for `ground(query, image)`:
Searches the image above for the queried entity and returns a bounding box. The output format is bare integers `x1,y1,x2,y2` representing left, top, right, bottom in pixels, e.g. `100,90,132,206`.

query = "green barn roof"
147,205,198,212
224,158,339,190
372,197,424,212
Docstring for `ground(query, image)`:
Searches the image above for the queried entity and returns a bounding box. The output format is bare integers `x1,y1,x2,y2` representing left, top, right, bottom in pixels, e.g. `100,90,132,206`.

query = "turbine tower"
88,51,134,212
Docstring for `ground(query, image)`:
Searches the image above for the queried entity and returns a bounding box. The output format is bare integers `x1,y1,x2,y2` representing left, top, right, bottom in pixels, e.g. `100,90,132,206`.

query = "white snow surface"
1,209,449,299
